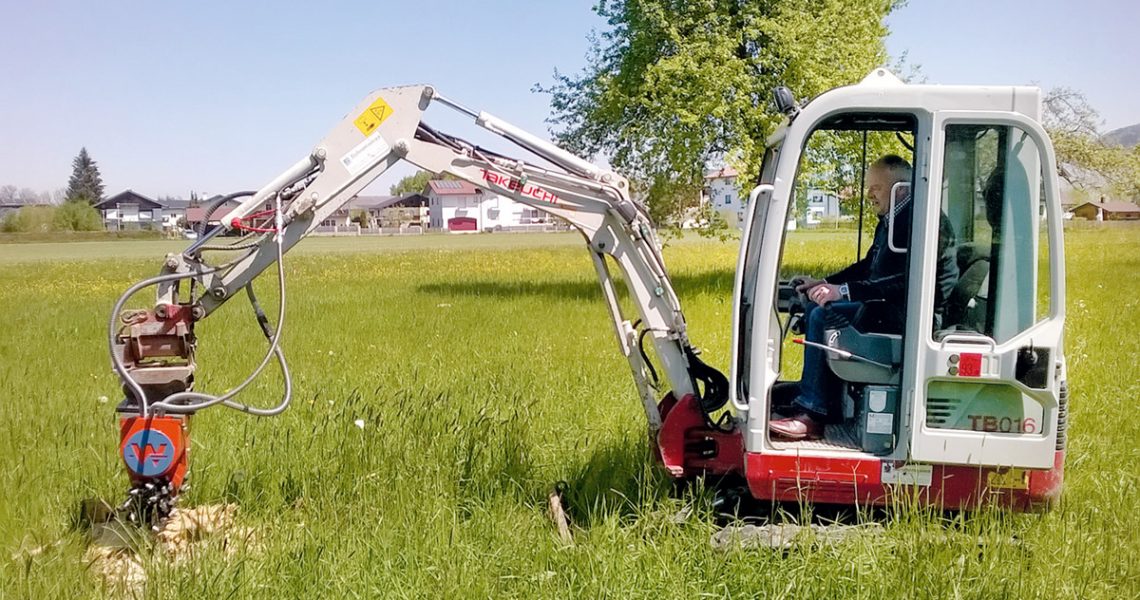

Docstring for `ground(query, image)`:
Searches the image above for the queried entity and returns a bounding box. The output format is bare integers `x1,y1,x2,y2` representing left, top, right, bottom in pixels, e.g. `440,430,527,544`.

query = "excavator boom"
108,85,732,519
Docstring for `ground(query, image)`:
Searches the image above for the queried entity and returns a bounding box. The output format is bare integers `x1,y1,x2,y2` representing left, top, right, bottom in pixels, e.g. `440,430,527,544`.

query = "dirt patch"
85,504,259,595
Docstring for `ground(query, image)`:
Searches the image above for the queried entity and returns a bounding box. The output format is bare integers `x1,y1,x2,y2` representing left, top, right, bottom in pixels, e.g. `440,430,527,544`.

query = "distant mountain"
1103,123,1140,148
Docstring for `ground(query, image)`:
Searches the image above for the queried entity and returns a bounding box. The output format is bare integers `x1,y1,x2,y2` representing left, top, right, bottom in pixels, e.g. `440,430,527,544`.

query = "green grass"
1,229,1138,598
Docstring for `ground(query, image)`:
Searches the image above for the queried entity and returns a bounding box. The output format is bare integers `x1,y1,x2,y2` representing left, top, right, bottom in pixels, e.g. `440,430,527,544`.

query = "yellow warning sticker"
353,96,394,137
987,468,1028,490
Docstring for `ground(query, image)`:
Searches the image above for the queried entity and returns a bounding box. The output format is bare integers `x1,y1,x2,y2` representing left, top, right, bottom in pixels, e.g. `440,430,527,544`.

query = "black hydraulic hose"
636,328,660,388
197,190,257,239
684,345,729,415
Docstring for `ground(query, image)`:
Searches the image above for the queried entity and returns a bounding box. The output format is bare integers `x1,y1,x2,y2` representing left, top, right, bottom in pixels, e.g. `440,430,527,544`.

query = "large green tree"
65,147,105,205
389,170,457,196
541,0,901,221
1044,87,1140,201
389,171,432,196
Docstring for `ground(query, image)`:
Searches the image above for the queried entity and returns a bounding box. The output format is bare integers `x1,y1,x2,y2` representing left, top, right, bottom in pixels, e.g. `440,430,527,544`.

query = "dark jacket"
827,201,959,326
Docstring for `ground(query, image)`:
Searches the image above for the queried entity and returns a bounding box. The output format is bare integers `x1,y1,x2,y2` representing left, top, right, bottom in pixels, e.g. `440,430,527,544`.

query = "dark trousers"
794,301,863,419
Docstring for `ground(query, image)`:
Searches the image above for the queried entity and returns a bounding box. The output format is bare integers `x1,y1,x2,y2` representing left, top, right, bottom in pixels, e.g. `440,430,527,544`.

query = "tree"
389,170,457,196
1043,87,1101,137
1043,87,1140,200
540,0,902,222
0,186,56,205
53,201,103,231
1,206,55,232
17,188,45,204
65,147,105,205
389,171,432,196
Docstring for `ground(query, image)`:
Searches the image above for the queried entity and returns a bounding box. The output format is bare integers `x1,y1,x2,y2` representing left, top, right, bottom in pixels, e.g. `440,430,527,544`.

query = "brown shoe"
769,412,825,441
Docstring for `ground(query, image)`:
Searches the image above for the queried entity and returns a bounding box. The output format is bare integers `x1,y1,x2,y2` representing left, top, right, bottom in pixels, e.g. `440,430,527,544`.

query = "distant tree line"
1,147,105,233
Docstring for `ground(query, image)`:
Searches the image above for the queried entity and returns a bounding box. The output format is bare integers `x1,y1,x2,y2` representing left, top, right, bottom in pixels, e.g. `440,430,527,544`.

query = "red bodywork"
118,415,190,489
655,393,1064,511
115,303,197,492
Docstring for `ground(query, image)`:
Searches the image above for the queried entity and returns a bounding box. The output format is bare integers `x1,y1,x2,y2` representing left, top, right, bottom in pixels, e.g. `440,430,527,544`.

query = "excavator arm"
109,85,732,520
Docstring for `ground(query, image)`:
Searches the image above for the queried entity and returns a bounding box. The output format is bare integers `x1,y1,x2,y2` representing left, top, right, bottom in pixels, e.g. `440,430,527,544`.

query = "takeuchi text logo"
481,169,561,204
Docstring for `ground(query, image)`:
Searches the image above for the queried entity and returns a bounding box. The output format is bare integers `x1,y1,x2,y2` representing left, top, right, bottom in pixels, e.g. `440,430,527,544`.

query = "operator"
769,155,959,441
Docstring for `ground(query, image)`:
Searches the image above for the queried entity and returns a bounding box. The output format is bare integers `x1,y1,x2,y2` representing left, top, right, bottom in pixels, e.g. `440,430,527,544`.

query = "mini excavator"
109,70,1068,524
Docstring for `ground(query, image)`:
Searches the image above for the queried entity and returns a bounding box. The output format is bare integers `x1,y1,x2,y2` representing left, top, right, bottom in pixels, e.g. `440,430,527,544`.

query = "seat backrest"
944,243,990,331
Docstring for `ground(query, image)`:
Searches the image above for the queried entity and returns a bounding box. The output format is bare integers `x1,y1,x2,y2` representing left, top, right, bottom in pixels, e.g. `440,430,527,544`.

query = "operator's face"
866,166,892,216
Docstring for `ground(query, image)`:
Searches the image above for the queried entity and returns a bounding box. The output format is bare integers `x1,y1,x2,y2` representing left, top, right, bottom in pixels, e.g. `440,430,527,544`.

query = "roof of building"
93,190,163,210
161,198,191,210
185,198,242,223
1074,201,1140,212
331,195,404,216
427,180,481,195
393,193,429,207
345,195,399,210
705,167,738,180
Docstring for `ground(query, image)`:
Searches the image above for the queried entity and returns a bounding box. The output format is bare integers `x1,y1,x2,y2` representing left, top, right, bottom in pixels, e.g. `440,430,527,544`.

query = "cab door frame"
907,110,1066,470
737,107,932,457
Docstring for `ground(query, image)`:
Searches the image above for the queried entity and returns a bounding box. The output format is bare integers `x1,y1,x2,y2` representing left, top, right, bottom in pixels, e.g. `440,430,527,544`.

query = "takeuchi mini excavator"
109,69,1067,523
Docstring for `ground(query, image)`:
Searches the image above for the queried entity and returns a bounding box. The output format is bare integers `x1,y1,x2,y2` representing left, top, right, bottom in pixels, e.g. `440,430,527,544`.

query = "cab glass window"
779,114,917,376
935,123,1052,343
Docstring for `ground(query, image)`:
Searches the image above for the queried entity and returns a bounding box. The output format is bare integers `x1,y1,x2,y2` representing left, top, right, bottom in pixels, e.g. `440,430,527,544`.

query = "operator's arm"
828,209,908,304
824,252,871,287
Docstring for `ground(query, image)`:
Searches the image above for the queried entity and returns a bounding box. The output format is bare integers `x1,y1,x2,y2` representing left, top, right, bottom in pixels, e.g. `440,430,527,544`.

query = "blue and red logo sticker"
121,428,175,477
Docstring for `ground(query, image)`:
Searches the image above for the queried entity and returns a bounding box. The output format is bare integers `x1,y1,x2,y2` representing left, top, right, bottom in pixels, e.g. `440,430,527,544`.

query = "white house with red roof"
704,166,744,229
426,180,540,232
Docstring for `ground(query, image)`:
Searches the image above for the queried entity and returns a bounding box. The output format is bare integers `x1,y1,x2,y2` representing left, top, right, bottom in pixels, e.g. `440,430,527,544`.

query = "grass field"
1,229,1138,598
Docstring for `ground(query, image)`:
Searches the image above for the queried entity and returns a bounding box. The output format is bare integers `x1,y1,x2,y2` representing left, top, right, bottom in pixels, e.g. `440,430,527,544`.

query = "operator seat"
822,302,903,386
942,243,990,333
940,169,1005,336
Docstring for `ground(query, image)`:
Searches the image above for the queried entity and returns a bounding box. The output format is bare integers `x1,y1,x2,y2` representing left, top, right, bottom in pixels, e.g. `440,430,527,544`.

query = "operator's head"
867,154,912,216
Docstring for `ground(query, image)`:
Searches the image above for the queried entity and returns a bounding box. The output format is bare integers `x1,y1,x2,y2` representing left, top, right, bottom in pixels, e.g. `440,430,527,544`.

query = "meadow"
0,228,1137,598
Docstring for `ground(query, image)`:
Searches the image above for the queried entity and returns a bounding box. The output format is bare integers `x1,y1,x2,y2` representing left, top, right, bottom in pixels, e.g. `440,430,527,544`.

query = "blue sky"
0,0,1135,199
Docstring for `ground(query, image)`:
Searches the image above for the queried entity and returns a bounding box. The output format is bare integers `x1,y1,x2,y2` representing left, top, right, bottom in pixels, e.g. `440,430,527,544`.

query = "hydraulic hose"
109,267,220,419
148,192,291,417
196,191,256,238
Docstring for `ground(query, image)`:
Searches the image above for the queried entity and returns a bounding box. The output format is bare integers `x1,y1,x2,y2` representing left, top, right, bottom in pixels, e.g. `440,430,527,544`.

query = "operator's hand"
793,277,825,293
808,283,843,306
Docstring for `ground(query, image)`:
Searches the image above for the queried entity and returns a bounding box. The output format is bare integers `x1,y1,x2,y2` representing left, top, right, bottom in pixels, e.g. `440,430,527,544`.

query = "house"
343,195,398,228
160,198,190,230
1072,201,1140,221
426,180,536,232
319,202,356,229
185,196,242,231
320,195,425,229
805,189,841,224
94,190,165,230
374,193,429,228
0,202,22,221
704,167,744,229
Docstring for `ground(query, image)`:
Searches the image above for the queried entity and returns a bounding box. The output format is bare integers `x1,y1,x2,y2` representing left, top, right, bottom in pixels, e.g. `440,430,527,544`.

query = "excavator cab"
730,70,1068,508
768,109,919,453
